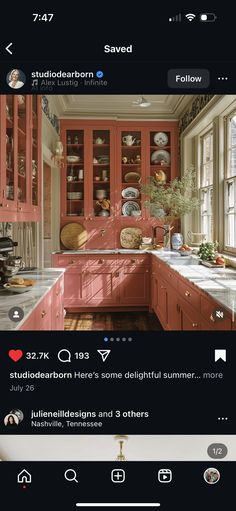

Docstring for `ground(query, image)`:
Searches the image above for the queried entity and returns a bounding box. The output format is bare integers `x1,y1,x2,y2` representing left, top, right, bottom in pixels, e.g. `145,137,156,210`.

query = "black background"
0,461,233,511
1,333,234,434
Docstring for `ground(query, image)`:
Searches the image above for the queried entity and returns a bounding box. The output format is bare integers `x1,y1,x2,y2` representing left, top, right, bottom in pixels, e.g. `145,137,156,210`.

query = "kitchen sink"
169,256,200,266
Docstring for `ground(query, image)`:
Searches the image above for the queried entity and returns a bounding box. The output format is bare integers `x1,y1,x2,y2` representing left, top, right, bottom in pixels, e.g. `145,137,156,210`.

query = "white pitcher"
187,231,206,244
122,135,136,146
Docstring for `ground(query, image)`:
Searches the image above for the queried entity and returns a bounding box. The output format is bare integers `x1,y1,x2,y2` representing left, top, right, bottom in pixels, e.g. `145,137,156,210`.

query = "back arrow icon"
6,43,13,55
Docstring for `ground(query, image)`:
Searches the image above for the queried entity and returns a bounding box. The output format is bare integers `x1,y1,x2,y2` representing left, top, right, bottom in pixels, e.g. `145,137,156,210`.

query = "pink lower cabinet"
85,266,119,306
20,311,36,330
64,268,86,307
178,298,200,331
120,265,149,306
34,291,52,330
52,275,64,330
20,275,64,331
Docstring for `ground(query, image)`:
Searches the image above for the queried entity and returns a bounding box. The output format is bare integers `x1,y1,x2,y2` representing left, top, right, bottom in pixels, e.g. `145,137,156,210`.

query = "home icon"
17,469,32,484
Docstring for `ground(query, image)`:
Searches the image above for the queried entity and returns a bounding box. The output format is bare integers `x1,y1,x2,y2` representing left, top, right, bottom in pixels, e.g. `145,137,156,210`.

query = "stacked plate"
98,155,110,164
67,192,83,200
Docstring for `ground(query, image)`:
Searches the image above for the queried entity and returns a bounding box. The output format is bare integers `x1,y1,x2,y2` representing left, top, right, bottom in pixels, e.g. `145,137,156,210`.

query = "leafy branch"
141,167,200,224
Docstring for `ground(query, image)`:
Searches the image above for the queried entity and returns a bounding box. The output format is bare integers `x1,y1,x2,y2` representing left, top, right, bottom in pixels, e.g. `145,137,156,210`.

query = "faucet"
152,225,167,245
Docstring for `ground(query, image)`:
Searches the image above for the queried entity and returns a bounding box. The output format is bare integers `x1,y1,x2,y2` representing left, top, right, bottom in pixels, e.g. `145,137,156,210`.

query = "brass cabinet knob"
69,260,76,264
98,259,104,264
41,310,47,318
161,285,166,289
6,204,9,208
210,314,216,323
145,269,149,273
185,290,191,297
192,323,198,327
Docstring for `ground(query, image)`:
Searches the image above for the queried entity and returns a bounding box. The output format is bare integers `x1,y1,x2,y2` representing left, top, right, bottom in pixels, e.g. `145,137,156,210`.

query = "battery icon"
200,13,217,22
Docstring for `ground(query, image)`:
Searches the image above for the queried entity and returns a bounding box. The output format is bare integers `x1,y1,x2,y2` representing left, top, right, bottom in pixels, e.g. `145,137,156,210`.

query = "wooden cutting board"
60,223,88,249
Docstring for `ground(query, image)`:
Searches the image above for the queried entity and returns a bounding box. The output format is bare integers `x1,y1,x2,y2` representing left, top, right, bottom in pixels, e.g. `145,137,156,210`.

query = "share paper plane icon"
97,349,111,362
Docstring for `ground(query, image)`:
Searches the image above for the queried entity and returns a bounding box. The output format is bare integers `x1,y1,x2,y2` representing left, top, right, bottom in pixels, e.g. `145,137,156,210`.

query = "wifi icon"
185,13,196,21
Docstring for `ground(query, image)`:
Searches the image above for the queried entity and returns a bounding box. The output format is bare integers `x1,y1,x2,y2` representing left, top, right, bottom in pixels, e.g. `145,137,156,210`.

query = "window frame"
199,128,214,242
223,109,236,254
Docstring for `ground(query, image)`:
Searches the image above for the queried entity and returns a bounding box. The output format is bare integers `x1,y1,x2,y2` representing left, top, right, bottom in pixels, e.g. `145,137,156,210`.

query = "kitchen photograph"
0,93,236,331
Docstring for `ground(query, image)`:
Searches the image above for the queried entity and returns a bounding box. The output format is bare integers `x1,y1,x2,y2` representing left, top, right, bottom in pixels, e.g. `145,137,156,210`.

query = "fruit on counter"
215,256,225,265
179,244,191,251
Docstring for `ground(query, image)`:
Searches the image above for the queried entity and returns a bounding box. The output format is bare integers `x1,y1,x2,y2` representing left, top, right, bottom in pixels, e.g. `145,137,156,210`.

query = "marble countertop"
52,249,146,254
151,251,236,315
53,249,236,314
0,269,65,331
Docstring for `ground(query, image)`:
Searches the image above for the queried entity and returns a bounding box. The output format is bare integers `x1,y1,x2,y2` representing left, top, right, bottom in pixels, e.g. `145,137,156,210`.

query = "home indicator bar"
76,504,161,508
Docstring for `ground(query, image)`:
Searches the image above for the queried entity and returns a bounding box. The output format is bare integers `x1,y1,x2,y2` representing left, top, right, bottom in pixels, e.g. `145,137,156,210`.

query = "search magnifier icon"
58,349,71,363
64,469,78,483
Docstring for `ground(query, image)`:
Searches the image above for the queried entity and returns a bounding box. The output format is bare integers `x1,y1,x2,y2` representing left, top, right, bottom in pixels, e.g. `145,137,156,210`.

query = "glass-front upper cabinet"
0,94,42,221
17,95,28,210
32,96,39,209
92,130,111,218
65,130,85,218
120,129,143,218
5,95,16,207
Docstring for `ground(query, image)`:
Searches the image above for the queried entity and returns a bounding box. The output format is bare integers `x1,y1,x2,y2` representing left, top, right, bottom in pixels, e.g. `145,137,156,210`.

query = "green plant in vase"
198,241,218,261
141,167,200,248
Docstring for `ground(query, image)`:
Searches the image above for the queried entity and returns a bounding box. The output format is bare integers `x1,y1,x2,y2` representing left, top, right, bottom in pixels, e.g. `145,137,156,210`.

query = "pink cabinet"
34,290,52,330
20,311,36,330
53,253,150,309
64,268,86,307
120,266,149,305
86,266,119,306
19,275,64,331
0,95,42,222
52,275,64,330
178,298,200,331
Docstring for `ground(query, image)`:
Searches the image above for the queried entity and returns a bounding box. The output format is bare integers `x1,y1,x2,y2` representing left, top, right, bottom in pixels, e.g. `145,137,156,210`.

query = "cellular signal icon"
169,13,182,22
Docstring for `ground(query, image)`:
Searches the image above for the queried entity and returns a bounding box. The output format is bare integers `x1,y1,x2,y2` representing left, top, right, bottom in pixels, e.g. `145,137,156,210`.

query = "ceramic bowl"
142,237,152,244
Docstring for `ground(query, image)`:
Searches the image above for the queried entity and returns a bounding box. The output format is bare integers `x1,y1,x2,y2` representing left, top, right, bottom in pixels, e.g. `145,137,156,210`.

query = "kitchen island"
0,269,65,331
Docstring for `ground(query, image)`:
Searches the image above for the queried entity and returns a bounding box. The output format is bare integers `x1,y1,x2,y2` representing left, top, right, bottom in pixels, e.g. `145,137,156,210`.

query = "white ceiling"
0,435,233,461
53,95,193,120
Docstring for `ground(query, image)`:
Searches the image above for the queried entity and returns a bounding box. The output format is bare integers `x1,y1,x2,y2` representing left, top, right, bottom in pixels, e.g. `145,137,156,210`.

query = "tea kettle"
122,135,136,146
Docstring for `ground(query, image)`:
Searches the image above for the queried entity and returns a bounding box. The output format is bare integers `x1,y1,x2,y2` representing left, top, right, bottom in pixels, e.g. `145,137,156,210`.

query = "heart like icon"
8,349,23,362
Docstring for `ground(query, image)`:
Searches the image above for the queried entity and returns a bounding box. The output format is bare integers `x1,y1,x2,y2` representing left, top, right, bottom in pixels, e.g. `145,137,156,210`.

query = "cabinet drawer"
178,279,200,309
87,256,117,267
162,266,178,290
152,256,165,273
119,255,149,267
200,295,232,330
56,256,86,268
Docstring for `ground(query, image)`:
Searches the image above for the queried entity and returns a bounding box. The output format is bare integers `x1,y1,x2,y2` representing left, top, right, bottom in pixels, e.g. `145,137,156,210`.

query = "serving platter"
124,172,141,183
122,201,141,216
153,132,168,146
151,149,170,165
121,187,140,199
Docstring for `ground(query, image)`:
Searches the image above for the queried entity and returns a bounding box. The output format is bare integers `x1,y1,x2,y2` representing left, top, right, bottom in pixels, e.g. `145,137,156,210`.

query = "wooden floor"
64,312,162,331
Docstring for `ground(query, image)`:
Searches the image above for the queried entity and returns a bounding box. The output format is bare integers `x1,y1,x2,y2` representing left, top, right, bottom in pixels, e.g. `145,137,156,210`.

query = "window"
200,130,213,241
224,113,236,251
